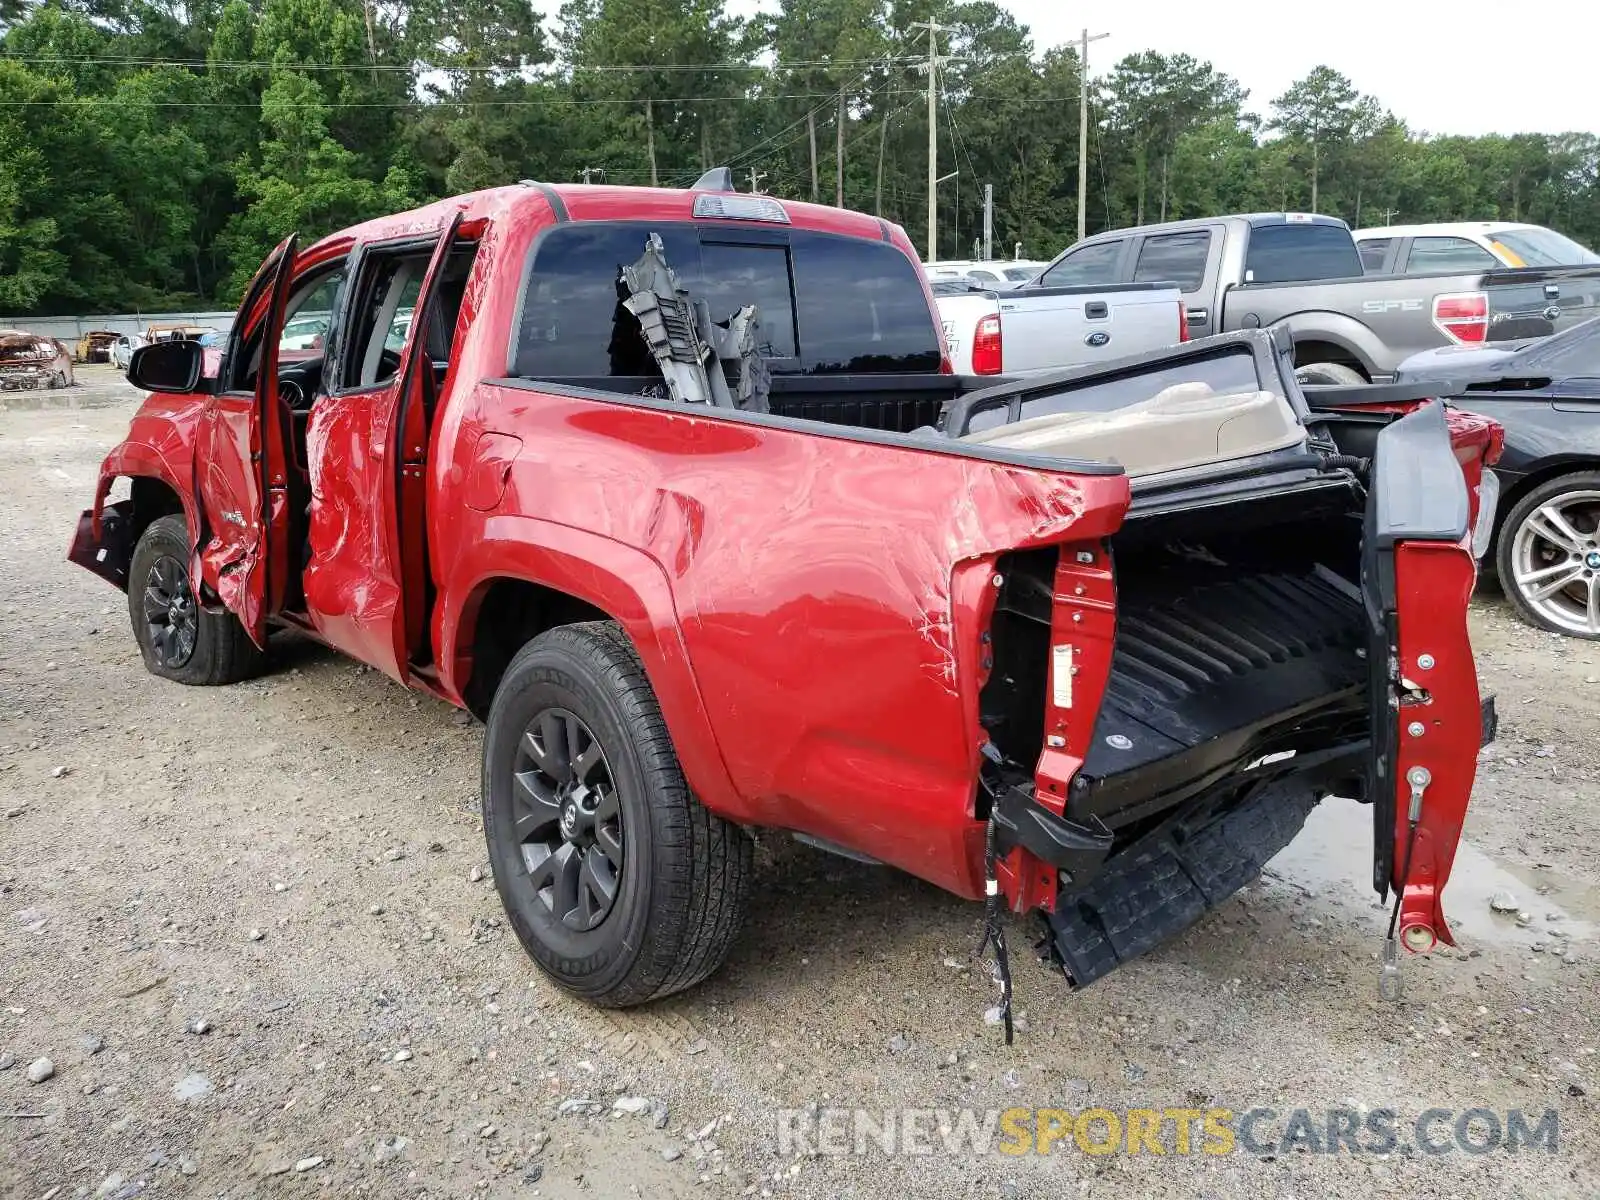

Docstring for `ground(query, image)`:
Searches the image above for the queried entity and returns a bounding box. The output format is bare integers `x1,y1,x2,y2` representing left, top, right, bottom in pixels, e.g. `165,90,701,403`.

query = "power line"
0,53,926,74
721,90,845,173
0,90,882,109
719,67,876,176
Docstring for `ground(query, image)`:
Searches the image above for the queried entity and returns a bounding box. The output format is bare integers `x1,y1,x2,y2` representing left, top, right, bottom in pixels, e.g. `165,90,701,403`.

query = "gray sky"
1004,0,1589,137
536,0,1593,138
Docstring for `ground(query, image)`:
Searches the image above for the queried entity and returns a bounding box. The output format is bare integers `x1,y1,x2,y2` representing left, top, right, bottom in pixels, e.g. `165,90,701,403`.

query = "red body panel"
1391,539,1481,949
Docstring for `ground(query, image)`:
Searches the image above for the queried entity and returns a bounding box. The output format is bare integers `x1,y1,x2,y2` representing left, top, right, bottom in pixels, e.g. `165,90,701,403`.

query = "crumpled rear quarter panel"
443,387,1131,896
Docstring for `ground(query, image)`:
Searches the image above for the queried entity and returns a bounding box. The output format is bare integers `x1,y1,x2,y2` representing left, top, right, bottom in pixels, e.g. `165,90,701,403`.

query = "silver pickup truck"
1035,213,1600,383
933,279,1184,377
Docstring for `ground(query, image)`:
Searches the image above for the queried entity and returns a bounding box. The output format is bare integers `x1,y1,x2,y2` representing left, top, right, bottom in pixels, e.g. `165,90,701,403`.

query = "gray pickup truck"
1030,212,1600,383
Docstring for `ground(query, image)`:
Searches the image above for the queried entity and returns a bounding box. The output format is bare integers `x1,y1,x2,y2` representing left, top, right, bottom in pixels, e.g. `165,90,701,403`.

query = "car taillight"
1178,303,1190,343
1432,292,1489,345
972,314,1003,375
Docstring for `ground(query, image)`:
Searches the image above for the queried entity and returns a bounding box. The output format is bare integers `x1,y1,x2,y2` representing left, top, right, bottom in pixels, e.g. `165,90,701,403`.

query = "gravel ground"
2,373,1597,1199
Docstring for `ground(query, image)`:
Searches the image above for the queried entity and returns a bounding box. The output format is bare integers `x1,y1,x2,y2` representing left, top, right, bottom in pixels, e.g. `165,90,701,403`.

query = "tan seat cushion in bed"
958,382,1306,477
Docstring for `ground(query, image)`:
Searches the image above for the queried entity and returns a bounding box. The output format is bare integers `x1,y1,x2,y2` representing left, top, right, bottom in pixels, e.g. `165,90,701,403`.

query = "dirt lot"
2,370,1597,1199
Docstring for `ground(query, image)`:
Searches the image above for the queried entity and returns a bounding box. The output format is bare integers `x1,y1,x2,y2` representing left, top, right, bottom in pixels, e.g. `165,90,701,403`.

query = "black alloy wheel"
141,553,198,669
482,622,752,1007
126,513,263,685
512,708,625,931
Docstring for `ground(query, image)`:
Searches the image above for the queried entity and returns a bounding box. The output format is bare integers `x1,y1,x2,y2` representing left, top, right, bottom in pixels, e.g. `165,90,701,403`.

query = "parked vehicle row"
1029,212,1600,384
924,258,1048,290
69,176,1498,1024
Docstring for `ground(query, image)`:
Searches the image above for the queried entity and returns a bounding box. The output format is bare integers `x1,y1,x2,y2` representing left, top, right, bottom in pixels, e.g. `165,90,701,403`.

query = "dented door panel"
303,391,406,672
302,213,466,684
194,392,268,624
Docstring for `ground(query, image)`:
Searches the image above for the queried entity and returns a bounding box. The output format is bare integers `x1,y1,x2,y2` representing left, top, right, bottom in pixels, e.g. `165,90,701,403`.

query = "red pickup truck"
70,178,1501,1019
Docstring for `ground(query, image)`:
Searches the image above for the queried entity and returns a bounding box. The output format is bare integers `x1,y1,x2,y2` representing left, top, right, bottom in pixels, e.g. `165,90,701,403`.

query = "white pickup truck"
933,279,1186,376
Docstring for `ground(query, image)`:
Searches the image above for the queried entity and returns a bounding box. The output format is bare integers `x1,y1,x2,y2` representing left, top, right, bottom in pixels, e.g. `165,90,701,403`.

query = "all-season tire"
1495,471,1600,639
1294,361,1366,387
127,513,264,684
482,621,751,1007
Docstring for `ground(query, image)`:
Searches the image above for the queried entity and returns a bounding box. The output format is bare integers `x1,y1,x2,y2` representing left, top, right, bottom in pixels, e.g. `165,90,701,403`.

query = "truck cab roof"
305,181,904,263
1072,212,1349,245
1353,221,1544,240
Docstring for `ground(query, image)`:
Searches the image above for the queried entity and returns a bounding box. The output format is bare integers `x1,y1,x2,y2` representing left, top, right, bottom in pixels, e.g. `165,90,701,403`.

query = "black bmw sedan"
1393,317,1600,638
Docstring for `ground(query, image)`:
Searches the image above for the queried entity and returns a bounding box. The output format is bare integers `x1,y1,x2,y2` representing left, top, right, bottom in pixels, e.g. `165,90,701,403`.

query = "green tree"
1269,65,1364,212
1104,51,1247,223
558,0,743,188
218,70,415,297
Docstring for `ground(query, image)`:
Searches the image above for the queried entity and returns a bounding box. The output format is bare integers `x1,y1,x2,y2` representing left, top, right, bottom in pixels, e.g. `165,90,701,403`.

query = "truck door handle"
1186,308,1209,324
1084,301,1108,319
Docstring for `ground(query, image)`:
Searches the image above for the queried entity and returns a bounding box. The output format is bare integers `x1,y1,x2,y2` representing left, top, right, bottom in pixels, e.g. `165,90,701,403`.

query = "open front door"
388,209,466,680
191,233,298,646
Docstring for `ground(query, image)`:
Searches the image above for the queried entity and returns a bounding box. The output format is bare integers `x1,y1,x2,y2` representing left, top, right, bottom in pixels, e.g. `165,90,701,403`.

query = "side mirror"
127,339,205,393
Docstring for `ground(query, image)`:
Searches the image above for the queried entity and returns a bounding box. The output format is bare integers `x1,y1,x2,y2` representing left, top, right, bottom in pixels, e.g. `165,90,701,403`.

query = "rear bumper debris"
1040,781,1319,989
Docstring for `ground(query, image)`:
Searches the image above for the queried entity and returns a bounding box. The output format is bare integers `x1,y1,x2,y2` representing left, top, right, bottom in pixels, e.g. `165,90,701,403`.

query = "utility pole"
1380,206,1399,223
747,168,768,195
579,167,606,185
983,183,994,261
913,20,947,262
1077,28,1109,244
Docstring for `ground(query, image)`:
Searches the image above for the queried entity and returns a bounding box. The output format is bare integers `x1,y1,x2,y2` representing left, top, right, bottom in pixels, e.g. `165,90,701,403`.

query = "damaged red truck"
69,179,1502,1015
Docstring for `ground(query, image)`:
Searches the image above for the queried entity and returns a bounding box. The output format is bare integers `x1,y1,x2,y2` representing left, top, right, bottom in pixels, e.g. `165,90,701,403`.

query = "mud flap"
1362,401,1483,952
68,501,137,591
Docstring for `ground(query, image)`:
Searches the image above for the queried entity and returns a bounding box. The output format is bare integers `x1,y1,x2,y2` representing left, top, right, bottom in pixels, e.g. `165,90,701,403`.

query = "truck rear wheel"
127,514,263,685
482,622,751,1007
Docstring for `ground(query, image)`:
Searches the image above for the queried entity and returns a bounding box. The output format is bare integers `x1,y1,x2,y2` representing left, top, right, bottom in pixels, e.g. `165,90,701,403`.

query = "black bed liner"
1074,562,1368,830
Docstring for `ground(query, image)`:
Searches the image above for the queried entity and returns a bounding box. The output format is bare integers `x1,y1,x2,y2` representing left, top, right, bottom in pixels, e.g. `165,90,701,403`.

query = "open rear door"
191,234,297,645
1361,401,1490,953
388,209,465,679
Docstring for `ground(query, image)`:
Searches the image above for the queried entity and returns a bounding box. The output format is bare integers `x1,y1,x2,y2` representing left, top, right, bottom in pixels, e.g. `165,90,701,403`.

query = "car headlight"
1472,469,1500,560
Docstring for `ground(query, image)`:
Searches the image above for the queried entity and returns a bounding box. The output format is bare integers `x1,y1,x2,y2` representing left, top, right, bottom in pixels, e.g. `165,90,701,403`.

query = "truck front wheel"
482,622,751,1007
127,513,263,685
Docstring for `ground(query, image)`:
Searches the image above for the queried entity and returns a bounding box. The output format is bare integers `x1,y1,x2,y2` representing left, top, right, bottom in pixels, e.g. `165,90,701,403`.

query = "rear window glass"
512,222,940,378
963,347,1263,434
1357,238,1392,273
1243,224,1362,284
1037,241,1123,288
1515,314,1600,373
1490,227,1600,267
1132,230,1211,292
1404,237,1499,274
